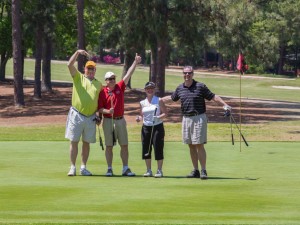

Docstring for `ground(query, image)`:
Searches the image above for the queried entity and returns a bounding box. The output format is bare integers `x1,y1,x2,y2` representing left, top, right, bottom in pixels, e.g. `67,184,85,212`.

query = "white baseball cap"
104,71,116,79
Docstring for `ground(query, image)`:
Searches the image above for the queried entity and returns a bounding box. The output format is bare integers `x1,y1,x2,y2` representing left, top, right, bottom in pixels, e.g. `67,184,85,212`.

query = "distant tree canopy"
5,0,300,104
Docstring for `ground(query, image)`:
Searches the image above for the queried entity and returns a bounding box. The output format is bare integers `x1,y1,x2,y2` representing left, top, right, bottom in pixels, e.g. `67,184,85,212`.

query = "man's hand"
77,49,90,58
108,108,114,114
94,116,102,125
135,53,141,64
223,105,232,111
223,105,232,117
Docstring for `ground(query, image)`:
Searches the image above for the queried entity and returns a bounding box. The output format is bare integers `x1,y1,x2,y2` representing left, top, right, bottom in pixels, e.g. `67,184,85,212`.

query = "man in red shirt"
98,53,141,176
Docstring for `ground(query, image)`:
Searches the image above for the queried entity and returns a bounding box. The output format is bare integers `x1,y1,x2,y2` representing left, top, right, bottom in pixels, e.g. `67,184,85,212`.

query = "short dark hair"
183,66,193,72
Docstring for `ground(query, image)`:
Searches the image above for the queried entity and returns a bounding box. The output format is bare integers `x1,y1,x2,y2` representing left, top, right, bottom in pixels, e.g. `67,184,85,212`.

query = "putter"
144,107,157,157
108,90,116,146
230,115,234,145
98,125,104,150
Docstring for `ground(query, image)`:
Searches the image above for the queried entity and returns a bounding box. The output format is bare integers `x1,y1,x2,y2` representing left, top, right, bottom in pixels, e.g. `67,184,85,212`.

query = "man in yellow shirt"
65,49,103,176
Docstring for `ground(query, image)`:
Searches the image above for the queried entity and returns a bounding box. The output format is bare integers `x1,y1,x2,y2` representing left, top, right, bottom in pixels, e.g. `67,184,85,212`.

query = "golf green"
0,141,299,224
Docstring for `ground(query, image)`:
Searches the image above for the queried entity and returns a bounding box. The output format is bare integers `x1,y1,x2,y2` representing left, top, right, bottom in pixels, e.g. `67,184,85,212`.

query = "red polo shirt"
98,80,126,118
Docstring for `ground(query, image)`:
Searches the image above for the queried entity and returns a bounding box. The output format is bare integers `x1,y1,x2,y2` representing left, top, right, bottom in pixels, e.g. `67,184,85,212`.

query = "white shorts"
65,107,97,143
182,113,208,145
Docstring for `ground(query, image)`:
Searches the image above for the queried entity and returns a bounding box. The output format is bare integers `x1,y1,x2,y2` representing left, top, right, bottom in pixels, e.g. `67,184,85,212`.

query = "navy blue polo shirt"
171,80,215,116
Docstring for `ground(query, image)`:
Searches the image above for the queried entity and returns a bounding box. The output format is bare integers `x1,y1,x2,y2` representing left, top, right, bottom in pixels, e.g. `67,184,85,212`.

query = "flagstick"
240,72,242,152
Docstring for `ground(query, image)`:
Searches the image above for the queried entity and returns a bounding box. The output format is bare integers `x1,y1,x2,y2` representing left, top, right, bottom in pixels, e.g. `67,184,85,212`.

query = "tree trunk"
42,36,52,92
150,47,157,84
277,43,286,75
203,49,208,68
156,39,167,97
122,50,134,89
119,47,125,64
34,23,43,99
77,0,86,73
0,52,9,81
11,0,24,107
218,53,223,69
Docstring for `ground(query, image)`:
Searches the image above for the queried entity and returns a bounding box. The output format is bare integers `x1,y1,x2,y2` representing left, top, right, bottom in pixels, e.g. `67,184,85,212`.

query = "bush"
103,55,120,64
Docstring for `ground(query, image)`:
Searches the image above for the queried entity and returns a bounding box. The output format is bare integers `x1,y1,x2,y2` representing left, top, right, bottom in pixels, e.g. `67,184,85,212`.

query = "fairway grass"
0,141,299,224
5,59,300,102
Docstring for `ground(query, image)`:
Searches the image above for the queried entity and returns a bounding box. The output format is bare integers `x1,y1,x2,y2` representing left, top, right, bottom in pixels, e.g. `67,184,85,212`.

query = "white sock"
80,165,86,169
123,166,128,172
71,165,76,169
108,166,112,170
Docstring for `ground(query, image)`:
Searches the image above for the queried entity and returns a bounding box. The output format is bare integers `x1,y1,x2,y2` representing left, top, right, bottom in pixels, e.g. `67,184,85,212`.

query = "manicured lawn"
0,141,299,224
1,120,300,142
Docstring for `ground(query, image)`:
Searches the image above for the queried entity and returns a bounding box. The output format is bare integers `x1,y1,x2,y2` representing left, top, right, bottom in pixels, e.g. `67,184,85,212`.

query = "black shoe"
122,168,135,176
200,170,208,180
186,169,200,178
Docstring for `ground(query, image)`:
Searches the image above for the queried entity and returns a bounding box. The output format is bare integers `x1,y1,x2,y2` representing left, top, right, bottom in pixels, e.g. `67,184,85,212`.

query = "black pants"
141,123,165,160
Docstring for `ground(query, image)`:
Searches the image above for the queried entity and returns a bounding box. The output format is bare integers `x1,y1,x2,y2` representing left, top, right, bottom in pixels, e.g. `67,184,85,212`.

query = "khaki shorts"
103,117,128,146
182,113,207,145
65,107,97,143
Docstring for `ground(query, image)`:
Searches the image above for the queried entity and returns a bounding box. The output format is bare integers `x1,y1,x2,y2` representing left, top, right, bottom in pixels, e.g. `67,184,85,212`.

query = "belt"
71,107,89,117
184,113,199,117
105,116,123,120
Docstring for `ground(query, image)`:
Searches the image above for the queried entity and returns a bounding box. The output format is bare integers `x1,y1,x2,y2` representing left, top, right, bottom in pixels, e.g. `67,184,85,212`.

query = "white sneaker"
68,167,76,176
80,168,92,176
154,170,163,178
143,170,153,177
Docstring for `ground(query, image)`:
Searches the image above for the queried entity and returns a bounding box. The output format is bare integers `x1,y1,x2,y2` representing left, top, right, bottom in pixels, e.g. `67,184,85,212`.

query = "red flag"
237,53,248,74
236,53,244,71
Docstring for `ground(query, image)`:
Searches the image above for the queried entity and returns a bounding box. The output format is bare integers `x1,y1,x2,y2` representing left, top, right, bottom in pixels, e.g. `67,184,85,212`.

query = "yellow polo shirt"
72,71,102,116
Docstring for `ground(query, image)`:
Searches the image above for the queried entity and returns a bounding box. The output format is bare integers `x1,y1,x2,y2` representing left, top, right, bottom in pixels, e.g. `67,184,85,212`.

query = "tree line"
1,0,300,106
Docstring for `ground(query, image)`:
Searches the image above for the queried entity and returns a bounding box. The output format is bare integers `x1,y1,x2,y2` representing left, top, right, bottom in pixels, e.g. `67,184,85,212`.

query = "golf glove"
223,105,232,117
223,105,232,111
93,116,102,125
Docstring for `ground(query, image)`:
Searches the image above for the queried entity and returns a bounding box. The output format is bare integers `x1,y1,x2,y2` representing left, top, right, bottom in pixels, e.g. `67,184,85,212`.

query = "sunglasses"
106,77,115,81
87,68,95,71
183,72,193,75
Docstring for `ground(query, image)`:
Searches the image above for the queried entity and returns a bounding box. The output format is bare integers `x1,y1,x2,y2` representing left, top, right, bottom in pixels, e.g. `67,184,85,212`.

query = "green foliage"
0,1,12,57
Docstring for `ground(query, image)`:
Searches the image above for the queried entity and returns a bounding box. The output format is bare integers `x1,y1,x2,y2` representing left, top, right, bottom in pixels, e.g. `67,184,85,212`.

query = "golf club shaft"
145,107,157,156
98,125,104,150
109,92,116,145
230,114,248,146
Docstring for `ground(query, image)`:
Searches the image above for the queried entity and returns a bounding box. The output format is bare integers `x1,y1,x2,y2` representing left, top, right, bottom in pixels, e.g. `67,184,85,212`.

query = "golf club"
230,115,234,145
108,90,116,146
224,109,248,147
145,107,157,157
230,113,249,146
98,125,104,150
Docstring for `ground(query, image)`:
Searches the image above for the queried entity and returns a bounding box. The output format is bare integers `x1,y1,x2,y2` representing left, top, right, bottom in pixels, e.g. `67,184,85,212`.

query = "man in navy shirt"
163,66,231,179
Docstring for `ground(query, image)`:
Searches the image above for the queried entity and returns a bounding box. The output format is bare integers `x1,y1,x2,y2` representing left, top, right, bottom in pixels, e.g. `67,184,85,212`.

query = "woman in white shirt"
136,82,167,178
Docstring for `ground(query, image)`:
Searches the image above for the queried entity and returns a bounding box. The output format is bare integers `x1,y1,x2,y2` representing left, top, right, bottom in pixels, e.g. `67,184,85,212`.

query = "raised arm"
67,49,90,77
123,53,141,85
158,98,167,119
